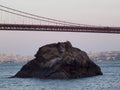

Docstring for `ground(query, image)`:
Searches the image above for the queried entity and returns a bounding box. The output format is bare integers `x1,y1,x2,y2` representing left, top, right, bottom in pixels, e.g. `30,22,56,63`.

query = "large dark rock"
14,41,103,79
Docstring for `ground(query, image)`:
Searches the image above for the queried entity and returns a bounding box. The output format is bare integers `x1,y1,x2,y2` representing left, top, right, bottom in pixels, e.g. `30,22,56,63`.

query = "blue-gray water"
0,61,120,90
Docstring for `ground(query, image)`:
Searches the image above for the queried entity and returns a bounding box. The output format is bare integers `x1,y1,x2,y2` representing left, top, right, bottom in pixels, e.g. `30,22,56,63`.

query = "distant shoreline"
88,51,120,62
0,51,120,63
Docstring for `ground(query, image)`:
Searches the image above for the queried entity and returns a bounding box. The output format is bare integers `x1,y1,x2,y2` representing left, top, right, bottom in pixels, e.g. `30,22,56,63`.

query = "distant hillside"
0,52,34,63
88,51,120,62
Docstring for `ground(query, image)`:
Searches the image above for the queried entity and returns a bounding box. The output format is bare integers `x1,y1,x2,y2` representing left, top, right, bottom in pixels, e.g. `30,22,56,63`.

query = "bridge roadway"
0,24,120,34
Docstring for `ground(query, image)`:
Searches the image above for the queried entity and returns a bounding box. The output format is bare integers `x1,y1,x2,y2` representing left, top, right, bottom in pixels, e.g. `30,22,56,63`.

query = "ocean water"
0,61,120,90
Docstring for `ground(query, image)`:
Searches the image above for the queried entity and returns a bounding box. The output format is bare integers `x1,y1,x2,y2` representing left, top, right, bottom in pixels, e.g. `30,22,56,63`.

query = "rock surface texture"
14,41,103,79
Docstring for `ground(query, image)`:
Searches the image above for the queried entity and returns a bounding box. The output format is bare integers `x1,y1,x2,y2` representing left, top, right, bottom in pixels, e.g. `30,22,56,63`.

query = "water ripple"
0,61,120,90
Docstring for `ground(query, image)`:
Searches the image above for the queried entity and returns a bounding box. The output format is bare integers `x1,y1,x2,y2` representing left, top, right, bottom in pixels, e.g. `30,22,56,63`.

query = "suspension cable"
0,5,86,26
0,8,64,25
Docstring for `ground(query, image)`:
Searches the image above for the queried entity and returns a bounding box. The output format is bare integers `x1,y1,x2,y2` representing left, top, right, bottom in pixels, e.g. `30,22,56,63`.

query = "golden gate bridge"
0,5,120,34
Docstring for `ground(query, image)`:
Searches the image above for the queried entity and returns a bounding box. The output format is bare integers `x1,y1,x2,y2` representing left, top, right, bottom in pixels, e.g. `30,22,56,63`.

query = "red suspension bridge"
0,5,120,34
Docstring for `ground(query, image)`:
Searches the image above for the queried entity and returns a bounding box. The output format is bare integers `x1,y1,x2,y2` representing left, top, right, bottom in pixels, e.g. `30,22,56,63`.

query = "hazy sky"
0,0,120,55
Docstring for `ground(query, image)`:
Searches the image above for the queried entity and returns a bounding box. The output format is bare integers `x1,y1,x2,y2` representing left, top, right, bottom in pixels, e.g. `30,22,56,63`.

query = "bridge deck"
0,24,120,34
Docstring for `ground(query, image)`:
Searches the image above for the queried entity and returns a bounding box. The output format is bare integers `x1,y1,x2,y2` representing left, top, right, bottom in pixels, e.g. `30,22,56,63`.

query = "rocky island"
14,41,103,79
